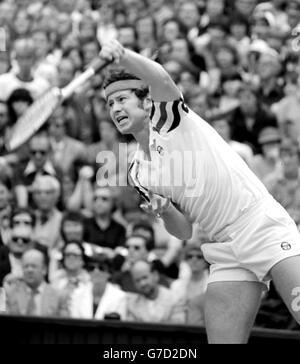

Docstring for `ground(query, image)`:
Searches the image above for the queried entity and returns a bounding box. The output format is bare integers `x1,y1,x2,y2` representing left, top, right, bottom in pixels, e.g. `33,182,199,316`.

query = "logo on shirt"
152,139,164,156
156,145,164,156
281,242,292,251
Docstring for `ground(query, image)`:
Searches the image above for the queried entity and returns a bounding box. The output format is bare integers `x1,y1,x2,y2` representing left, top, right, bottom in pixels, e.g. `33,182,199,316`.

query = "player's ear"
143,95,152,113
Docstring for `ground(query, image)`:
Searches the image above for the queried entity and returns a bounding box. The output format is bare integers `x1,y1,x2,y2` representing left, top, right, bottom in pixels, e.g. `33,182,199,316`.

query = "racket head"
6,88,61,151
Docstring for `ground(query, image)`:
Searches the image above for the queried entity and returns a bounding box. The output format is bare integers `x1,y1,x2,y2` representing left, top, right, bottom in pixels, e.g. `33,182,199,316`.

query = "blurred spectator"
0,38,50,101
0,100,11,156
130,220,181,280
83,186,126,250
87,118,130,187
0,51,10,76
265,138,300,227
12,8,32,40
51,241,90,310
56,57,95,144
218,72,242,113
176,0,201,39
31,28,58,86
210,116,254,166
136,15,158,57
230,84,278,153
5,248,69,317
0,208,36,287
70,253,127,320
81,37,100,68
32,175,62,250
272,77,300,142
251,126,282,183
47,104,87,176
117,23,138,51
111,233,157,293
13,131,63,208
0,177,11,246
126,260,185,324
256,50,284,109
233,0,258,20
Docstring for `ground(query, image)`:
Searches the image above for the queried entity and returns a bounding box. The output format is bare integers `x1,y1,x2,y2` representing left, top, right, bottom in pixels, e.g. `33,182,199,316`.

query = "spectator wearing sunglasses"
69,253,127,320
13,131,63,208
171,242,209,326
51,241,90,289
51,242,90,317
112,233,171,293
0,209,35,287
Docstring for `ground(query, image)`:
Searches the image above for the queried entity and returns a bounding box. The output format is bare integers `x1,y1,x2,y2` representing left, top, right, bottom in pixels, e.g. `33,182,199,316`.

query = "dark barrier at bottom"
0,315,299,344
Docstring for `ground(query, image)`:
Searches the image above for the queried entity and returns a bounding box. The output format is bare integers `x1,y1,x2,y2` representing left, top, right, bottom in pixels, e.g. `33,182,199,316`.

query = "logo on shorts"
281,242,292,251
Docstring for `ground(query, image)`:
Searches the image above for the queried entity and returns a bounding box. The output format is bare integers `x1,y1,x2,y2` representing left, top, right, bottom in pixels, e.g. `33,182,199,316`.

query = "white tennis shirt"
129,98,269,240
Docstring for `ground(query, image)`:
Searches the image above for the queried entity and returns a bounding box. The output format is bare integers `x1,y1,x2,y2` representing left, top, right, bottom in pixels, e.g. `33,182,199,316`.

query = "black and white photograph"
0,0,300,350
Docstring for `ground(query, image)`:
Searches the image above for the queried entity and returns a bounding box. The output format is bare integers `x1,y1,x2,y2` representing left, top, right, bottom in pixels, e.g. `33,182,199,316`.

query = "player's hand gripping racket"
6,58,111,151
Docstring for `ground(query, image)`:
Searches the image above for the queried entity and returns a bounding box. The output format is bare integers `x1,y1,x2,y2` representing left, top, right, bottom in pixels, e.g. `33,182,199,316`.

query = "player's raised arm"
100,39,181,102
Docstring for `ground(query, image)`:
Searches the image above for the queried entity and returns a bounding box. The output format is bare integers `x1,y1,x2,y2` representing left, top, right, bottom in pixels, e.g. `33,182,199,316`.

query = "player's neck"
134,128,151,159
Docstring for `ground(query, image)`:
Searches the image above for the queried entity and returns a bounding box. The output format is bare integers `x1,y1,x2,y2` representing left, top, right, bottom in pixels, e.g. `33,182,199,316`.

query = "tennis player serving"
100,39,300,343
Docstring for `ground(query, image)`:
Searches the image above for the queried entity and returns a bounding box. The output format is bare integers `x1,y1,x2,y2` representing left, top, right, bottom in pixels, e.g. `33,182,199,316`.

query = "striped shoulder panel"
150,98,189,135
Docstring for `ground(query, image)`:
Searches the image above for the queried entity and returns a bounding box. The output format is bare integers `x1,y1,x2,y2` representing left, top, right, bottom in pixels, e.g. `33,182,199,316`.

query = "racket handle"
61,58,111,100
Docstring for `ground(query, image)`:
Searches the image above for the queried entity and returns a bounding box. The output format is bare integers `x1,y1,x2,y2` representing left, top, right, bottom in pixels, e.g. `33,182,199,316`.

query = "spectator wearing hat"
251,126,282,184
265,138,300,227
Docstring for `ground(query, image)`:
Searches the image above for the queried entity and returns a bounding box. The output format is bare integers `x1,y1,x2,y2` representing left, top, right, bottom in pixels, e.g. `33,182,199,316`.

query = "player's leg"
204,281,264,344
270,255,300,324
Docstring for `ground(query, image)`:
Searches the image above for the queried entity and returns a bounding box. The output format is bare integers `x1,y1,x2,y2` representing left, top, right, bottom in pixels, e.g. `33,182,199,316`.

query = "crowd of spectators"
0,0,300,330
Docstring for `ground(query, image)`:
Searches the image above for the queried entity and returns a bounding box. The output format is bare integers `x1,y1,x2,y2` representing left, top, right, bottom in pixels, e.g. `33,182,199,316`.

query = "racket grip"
61,58,111,100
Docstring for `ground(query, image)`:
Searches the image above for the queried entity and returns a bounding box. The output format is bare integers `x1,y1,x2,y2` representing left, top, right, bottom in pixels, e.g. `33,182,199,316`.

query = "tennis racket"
6,58,111,151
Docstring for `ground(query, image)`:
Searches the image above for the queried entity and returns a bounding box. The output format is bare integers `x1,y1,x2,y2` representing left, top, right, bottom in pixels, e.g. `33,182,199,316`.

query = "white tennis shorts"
201,197,300,288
